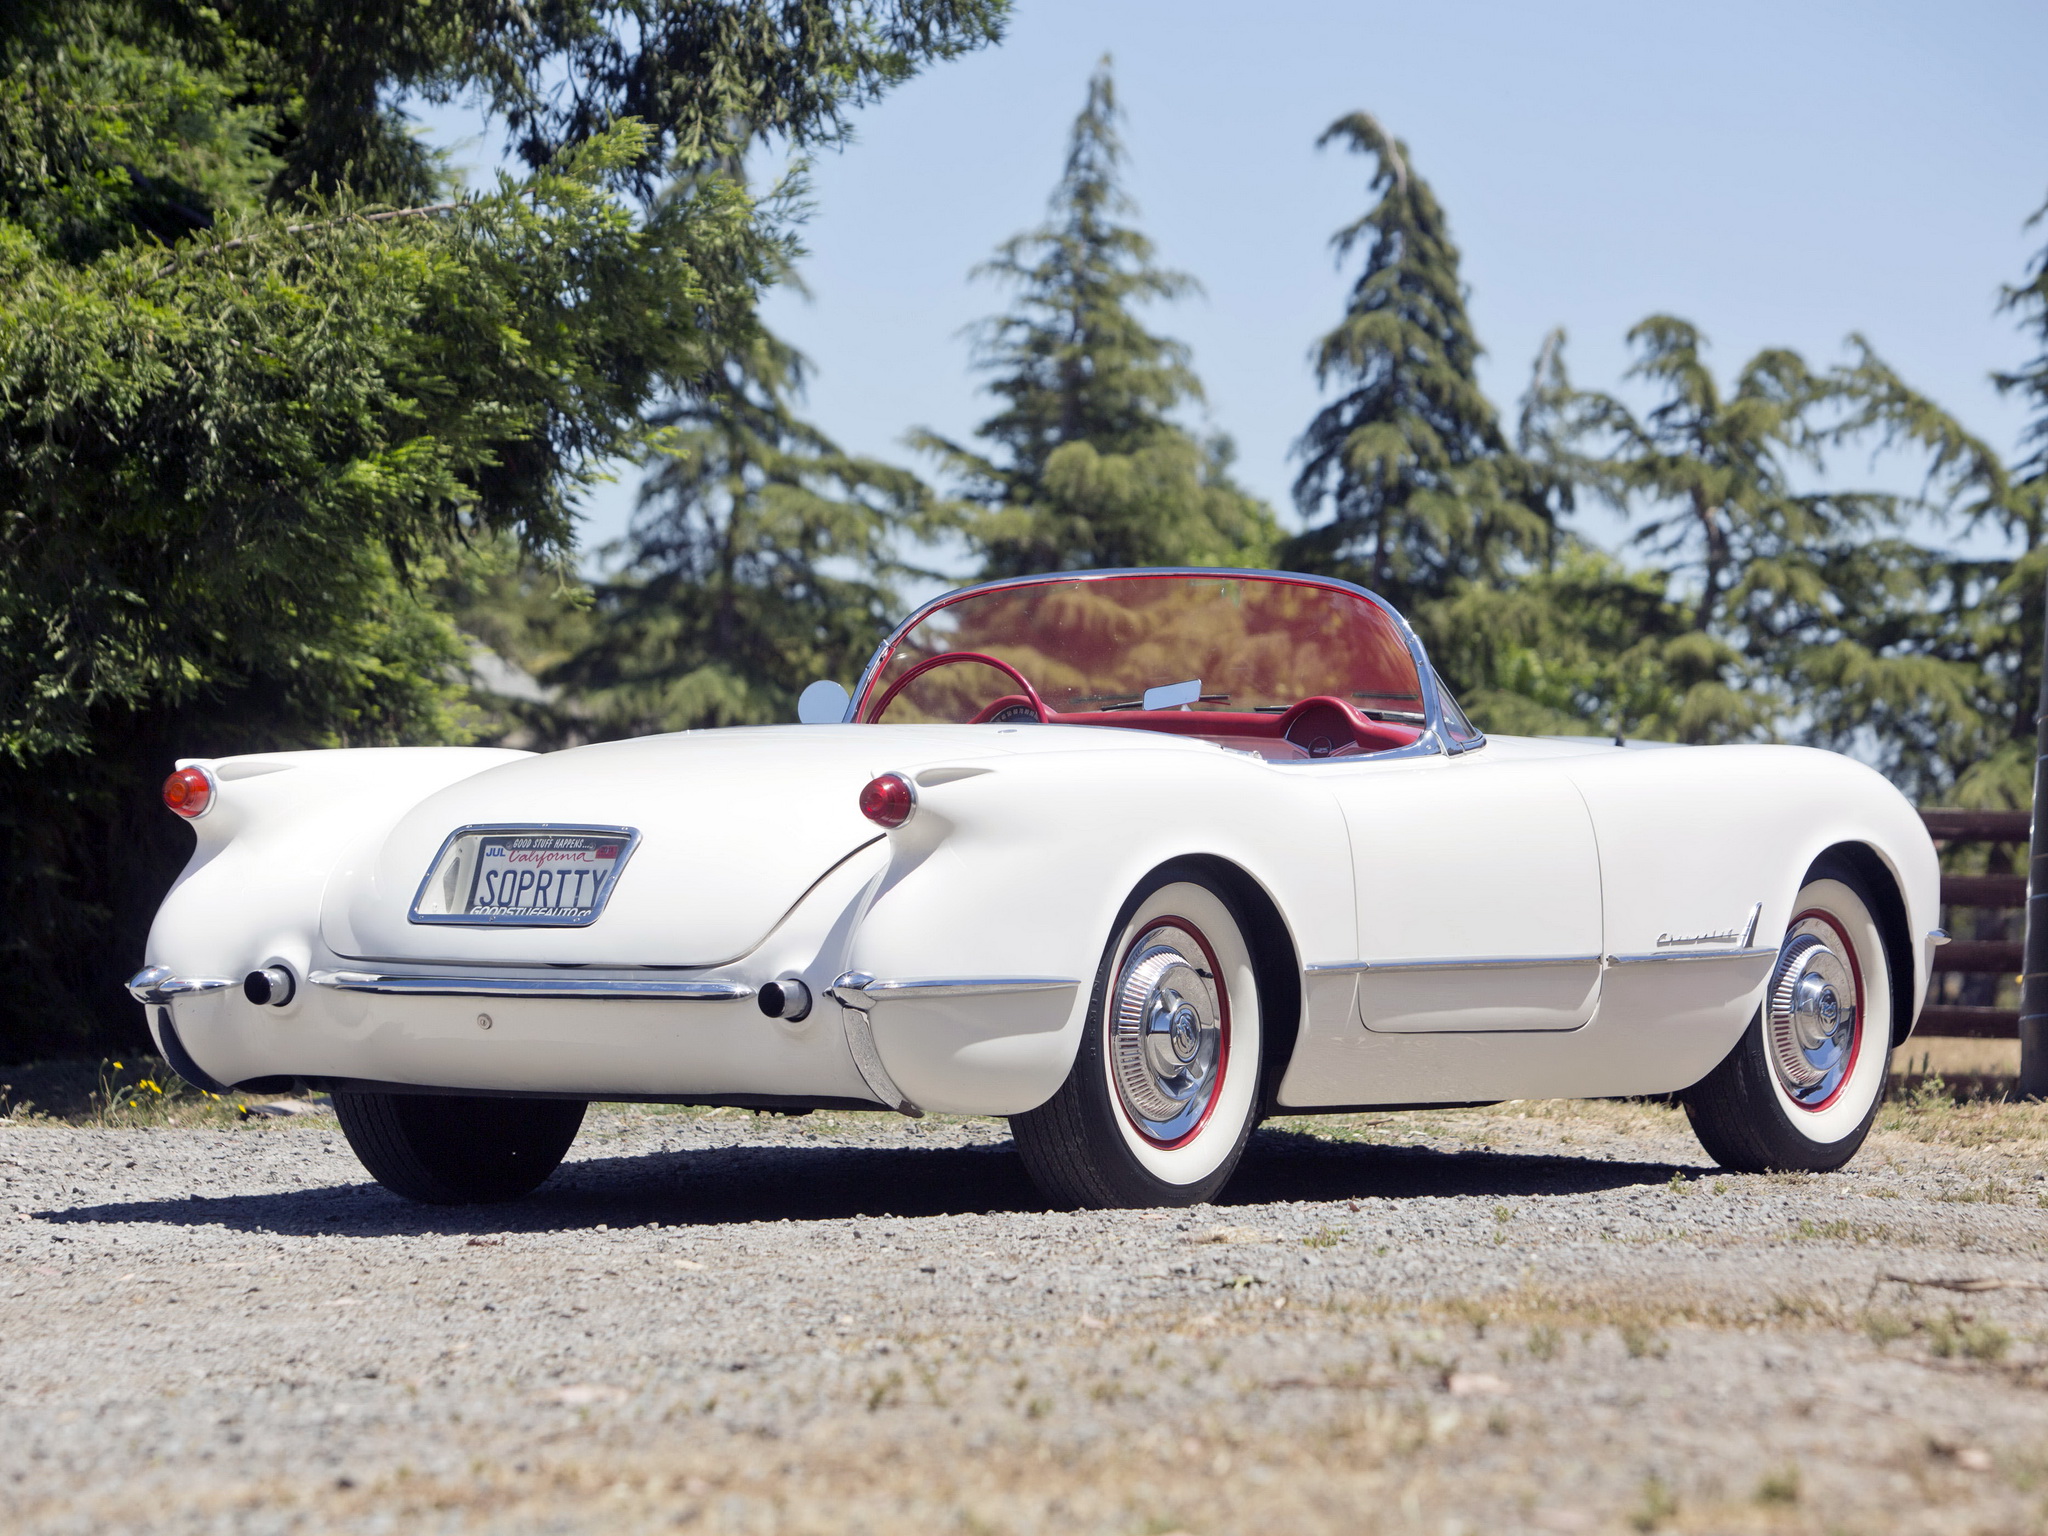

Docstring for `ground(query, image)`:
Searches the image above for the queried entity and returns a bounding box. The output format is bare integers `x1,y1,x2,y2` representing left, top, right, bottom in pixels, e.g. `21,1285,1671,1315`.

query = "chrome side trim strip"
1309,948,1773,975
308,970,752,1001
824,971,923,1117
835,975,1080,1003
1603,946,1777,967
1306,955,1601,975
126,967,238,1005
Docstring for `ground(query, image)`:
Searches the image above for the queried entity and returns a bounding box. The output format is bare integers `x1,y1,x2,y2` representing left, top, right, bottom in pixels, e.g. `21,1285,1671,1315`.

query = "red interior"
999,695,1420,761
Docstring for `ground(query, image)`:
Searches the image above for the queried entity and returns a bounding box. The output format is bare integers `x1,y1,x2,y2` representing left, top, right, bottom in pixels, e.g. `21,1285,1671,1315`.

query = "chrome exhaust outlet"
243,966,296,1007
757,976,813,1022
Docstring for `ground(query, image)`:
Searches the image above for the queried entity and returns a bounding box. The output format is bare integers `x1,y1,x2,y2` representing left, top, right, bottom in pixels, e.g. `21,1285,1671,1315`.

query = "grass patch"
1927,1309,2012,1363
1876,1074,2048,1147
1790,1217,1895,1244
0,1057,301,1129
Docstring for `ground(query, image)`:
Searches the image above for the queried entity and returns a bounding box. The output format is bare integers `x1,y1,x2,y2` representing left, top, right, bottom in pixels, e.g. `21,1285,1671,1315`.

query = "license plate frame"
408,824,642,928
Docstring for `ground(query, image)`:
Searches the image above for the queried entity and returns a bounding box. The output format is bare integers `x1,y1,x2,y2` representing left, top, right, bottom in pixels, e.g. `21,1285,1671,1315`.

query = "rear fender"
843,750,1347,1115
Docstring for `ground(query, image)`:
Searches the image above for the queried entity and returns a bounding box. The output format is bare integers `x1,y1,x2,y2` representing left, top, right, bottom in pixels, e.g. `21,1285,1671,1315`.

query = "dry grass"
1875,1074,2048,1146
1894,1037,2021,1079
14,1285,2037,1535
0,1056,319,1129
9,1065,2048,1533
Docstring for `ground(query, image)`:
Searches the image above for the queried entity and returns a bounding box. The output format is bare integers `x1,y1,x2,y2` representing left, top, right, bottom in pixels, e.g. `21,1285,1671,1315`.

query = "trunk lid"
319,726,986,966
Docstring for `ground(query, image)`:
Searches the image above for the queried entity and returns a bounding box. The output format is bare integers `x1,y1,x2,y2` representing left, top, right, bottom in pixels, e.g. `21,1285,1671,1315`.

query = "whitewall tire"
1683,859,1892,1173
1010,868,1264,1208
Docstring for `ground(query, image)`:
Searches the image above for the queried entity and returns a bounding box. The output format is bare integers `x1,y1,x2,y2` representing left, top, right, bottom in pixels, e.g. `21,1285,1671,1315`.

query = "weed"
1526,1324,1561,1362
1620,1322,1668,1360
865,1370,904,1412
2,1057,274,1129
1448,1298,1490,1338
1754,1466,1800,1505
1927,1309,2011,1363
1791,1218,1892,1244
1937,1178,2016,1205
1862,1310,1913,1347
1629,1474,1677,1531
1302,1226,1347,1250
1712,1178,1729,1195
1666,1170,1687,1193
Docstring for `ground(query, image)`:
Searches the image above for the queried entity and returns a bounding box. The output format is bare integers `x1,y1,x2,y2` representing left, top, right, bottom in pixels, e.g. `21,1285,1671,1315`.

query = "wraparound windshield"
857,573,1425,725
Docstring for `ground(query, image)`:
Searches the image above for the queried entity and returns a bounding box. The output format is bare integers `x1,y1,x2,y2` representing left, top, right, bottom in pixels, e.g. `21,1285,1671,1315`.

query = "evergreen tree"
552,332,944,736
1288,112,1547,611
0,0,1004,1055
1524,321,1999,778
917,57,1275,576
1999,197,2048,531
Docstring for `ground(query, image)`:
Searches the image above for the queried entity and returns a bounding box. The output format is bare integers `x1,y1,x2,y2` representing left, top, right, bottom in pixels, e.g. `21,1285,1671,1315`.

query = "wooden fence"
1917,809,2030,1039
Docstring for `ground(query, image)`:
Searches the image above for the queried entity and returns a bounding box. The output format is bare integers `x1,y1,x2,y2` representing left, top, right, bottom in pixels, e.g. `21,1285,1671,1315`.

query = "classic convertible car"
130,568,1941,1207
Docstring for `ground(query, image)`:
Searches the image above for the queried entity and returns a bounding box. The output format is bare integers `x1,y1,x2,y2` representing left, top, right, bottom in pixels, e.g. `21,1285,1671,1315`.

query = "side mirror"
798,680,852,724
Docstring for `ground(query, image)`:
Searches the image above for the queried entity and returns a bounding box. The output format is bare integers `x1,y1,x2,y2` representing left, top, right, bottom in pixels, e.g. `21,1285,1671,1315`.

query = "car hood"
318,722,1202,967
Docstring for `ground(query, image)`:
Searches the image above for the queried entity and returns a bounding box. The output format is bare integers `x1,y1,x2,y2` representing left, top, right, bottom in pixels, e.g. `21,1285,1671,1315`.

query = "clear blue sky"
419,0,2048,565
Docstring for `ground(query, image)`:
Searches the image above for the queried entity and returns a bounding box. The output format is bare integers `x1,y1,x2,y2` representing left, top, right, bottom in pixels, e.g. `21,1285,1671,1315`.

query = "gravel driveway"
4,1091,2047,1534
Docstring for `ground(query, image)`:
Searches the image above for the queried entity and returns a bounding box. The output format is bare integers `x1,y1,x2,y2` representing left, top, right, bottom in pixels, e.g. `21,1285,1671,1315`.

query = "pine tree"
916,57,1275,576
1288,112,1547,611
552,332,943,736
1999,199,2048,528
1526,321,1999,775
0,0,1004,1054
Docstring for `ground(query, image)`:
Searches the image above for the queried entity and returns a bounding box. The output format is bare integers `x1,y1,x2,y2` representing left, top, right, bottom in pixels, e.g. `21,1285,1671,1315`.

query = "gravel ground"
4,1091,2048,1534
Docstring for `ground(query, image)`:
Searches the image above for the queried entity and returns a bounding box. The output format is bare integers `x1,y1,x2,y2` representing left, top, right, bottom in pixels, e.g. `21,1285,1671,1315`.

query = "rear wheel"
333,1092,586,1204
1683,860,1891,1173
1010,870,1264,1208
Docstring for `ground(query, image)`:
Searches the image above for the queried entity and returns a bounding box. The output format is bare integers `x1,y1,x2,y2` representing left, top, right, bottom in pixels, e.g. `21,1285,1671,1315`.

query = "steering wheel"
866,651,1050,724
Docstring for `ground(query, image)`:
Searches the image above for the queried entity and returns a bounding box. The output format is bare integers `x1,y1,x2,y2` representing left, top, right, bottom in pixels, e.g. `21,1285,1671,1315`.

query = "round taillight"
858,772,917,829
163,766,213,819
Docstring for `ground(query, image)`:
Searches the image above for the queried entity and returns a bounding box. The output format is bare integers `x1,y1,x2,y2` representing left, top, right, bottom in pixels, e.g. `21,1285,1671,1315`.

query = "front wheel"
333,1092,586,1204
1010,870,1265,1208
1683,860,1892,1173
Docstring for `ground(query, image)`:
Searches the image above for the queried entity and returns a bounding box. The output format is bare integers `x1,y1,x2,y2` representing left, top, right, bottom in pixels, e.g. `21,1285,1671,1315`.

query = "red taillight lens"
858,772,916,828
163,767,213,819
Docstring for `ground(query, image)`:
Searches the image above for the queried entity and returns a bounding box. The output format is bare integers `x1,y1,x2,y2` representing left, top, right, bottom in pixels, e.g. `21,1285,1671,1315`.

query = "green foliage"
1288,113,1549,610
1457,316,2014,791
1,123,760,768
552,331,948,735
918,57,1276,575
1426,551,1751,744
1291,105,2035,801
1995,194,2048,528
0,0,1003,1057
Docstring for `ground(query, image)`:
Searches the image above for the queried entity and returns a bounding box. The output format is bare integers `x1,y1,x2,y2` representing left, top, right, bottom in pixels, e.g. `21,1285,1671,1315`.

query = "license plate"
410,826,640,927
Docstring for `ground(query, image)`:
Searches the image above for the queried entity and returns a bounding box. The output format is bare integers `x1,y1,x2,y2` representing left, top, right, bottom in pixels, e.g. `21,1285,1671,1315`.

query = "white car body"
131,571,1941,1121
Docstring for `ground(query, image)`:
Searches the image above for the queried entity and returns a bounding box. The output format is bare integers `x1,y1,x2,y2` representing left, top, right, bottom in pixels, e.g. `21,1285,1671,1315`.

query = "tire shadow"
39,1123,1705,1238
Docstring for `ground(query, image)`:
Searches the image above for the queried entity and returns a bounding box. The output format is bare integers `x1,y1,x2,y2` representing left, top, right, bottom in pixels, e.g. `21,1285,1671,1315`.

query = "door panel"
1328,757,1604,1032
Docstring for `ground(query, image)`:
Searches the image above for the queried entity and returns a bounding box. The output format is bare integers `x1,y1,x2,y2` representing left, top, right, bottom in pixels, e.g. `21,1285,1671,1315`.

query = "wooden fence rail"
1916,808,2030,1039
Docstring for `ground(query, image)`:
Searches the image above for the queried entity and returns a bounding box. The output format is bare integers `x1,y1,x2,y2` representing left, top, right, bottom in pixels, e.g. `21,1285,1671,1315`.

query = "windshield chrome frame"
844,567,1483,759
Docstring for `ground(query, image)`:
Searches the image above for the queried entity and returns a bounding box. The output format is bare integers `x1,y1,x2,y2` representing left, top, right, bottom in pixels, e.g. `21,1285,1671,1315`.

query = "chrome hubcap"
1111,925,1225,1144
1766,926,1858,1107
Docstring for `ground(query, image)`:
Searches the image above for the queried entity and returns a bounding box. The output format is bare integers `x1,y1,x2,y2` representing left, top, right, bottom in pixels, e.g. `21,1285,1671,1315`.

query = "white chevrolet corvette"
130,568,1941,1207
